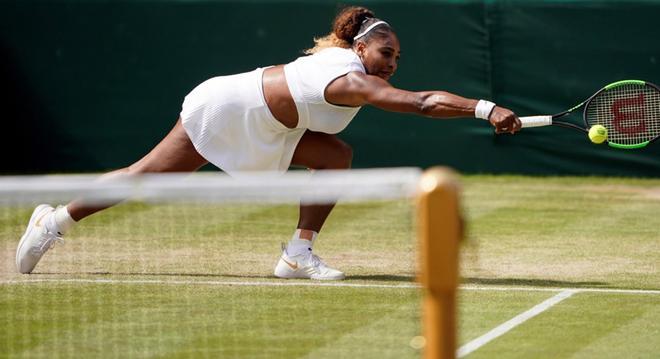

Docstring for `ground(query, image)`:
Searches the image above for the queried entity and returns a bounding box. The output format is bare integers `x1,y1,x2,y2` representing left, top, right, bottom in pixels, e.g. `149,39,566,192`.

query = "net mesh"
1,168,424,358
586,83,660,145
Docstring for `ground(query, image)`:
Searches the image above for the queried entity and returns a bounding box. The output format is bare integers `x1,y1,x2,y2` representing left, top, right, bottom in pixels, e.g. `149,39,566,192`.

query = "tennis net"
0,167,460,359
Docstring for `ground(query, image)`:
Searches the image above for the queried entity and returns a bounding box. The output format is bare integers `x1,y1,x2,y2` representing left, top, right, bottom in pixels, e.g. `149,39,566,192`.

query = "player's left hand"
490,107,522,134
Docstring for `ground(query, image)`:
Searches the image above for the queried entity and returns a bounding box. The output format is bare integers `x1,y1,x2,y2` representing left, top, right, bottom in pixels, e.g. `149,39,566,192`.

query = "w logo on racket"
611,94,646,135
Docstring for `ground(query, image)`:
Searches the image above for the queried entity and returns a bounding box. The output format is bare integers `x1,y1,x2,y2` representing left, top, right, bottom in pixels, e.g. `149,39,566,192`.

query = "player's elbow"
417,92,446,116
416,94,433,116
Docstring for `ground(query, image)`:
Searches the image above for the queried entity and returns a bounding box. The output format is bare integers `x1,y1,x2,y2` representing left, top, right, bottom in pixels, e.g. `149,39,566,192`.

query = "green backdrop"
2,0,660,175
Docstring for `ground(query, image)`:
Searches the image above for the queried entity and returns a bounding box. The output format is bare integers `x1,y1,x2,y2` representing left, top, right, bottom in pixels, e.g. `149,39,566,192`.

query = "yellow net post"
417,167,462,359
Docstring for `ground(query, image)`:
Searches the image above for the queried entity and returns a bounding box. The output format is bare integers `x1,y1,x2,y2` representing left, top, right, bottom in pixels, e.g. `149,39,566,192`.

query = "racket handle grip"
520,116,553,128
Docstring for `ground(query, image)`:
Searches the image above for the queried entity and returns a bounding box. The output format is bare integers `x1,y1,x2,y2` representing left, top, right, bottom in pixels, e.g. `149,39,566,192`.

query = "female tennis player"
17,6,521,279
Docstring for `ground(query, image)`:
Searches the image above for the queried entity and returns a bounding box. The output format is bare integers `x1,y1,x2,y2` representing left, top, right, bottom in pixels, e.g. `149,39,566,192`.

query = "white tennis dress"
180,47,366,174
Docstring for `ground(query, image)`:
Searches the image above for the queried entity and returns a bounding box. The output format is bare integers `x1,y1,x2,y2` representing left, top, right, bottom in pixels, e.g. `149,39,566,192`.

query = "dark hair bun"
333,6,375,44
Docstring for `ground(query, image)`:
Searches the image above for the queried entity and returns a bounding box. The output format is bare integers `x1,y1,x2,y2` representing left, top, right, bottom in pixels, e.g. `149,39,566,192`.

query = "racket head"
584,80,660,149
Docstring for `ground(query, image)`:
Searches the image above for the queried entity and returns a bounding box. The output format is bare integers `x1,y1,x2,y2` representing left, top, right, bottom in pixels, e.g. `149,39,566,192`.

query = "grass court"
1,175,659,358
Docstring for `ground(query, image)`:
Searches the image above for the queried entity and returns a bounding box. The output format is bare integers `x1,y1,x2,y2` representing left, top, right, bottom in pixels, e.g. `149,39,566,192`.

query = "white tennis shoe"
274,244,345,280
16,204,64,274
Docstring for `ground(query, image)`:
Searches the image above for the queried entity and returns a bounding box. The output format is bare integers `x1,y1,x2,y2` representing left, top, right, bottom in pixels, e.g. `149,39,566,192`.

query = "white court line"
456,290,577,358
461,285,660,295
0,278,419,289
1,278,659,295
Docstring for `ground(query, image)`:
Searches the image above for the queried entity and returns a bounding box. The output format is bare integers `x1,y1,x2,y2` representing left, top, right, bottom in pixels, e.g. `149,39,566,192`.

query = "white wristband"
475,100,496,120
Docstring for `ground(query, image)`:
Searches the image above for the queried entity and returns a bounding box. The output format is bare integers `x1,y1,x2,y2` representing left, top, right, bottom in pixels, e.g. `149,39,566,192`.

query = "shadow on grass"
347,274,415,282
219,273,417,282
463,277,608,288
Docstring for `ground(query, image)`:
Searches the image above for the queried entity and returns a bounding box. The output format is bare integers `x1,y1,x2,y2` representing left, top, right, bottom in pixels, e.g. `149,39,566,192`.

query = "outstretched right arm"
326,72,521,134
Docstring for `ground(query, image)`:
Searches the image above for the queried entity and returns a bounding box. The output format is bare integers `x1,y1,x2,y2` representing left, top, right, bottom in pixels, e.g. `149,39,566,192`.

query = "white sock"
286,229,317,256
47,205,76,236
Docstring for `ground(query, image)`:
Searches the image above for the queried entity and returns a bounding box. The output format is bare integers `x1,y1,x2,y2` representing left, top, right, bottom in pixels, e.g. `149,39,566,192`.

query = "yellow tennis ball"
588,125,608,144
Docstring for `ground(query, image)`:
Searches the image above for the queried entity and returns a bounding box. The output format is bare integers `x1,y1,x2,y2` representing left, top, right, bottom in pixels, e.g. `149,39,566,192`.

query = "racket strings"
586,84,660,145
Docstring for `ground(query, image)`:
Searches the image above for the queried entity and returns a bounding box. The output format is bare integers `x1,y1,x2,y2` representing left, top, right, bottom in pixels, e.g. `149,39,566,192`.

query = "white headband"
353,20,390,41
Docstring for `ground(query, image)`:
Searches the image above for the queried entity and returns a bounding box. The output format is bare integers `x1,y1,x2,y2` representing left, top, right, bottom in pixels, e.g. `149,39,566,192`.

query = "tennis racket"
520,80,660,149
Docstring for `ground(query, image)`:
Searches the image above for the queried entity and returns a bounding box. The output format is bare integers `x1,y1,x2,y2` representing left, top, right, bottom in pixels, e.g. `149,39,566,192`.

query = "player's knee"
328,141,353,169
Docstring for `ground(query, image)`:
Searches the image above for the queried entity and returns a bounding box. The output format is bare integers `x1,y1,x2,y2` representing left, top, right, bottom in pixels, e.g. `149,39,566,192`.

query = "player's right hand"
490,107,522,134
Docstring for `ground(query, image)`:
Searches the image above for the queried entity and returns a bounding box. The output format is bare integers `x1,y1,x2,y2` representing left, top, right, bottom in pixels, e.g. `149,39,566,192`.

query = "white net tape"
0,168,422,205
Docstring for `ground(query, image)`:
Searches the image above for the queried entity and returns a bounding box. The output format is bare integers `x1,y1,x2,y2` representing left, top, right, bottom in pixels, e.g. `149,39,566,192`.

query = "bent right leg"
274,130,352,280
290,131,353,233
67,118,208,221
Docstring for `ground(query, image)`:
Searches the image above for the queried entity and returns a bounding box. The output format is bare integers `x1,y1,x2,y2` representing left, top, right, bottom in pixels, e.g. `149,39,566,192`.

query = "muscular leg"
67,118,208,221
290,131,353,233
272,130,352,280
